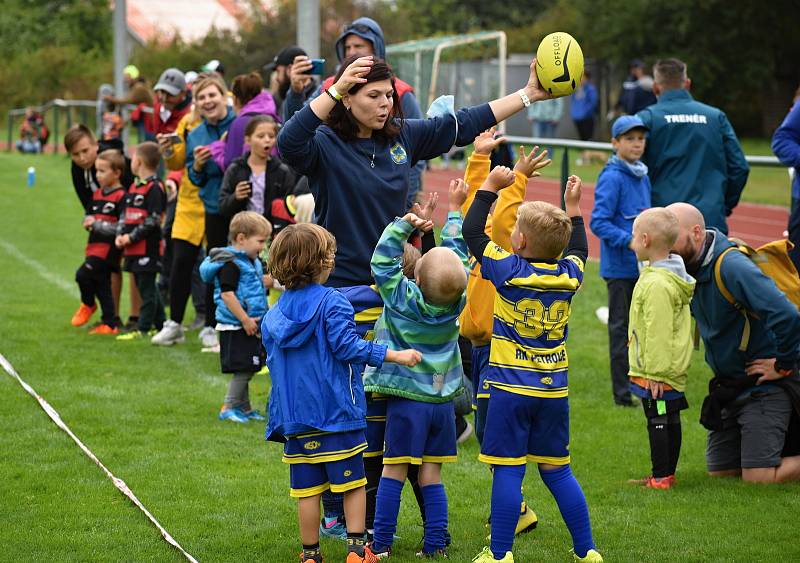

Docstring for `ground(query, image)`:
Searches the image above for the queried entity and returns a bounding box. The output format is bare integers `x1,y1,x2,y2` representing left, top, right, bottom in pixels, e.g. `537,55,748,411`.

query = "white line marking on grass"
0,238,79,298
0,352,198,563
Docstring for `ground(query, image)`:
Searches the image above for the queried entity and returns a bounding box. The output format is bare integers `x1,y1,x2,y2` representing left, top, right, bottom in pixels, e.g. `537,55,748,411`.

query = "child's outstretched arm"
371,215,432,306
413,191,438,255
563,175,589,265
461,128,507,216
440,179,469,268
462,165,516,263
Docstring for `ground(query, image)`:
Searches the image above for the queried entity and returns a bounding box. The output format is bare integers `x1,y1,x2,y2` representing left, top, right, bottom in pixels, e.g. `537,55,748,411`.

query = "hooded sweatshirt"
261,284,388,440
217,91,279,171
628,254,696,391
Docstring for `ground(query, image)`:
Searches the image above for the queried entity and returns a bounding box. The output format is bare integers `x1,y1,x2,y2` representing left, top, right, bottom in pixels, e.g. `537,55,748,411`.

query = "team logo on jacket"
133,194,145,207
304,440,321,451
540,377,553,385
102,202,116,214
390,143,408,164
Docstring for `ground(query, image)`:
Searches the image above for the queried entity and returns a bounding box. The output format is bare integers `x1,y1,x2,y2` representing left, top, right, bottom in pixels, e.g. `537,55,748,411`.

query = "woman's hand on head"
334,56,374,95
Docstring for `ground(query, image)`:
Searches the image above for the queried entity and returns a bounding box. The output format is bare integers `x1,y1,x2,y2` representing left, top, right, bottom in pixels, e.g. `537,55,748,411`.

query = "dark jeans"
574,117,595,141
76,258,116,327
789,197,800,273
204,213,229,327
169,239,206,324
134,271,166,332
606,278,636,404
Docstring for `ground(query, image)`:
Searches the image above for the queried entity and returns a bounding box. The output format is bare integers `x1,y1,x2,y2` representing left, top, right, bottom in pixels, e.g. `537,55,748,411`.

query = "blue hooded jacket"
691,229,800,389
261,284,388,441
590,155,652,279
199,247,268,326
771,101,800,200
186,107,236,214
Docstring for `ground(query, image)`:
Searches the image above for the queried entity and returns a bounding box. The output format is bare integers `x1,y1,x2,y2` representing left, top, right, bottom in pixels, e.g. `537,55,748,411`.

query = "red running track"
423,169,790,258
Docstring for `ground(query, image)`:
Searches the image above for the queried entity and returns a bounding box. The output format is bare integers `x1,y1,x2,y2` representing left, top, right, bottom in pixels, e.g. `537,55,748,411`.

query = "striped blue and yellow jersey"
337,284,384,340
480,242,585,398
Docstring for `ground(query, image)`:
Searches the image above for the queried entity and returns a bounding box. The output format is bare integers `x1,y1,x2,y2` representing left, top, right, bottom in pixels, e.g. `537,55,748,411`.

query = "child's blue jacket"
261,284,387,441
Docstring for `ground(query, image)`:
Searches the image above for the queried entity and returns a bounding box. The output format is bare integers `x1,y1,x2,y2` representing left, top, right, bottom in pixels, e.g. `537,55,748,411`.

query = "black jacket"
70,138,134,212
218,153,306,235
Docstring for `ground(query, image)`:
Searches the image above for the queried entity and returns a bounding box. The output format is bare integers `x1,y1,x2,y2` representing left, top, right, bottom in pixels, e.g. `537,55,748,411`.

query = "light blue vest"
199,246,267,325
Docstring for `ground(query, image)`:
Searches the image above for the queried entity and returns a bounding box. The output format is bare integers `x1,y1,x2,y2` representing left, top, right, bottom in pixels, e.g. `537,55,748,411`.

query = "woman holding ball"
278,54,551,287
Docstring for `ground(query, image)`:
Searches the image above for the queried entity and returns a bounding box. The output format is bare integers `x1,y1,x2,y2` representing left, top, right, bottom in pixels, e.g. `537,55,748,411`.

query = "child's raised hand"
448,178,468,211
387,348,422,367
413,191,439,221
483,165,516,192
82,216,95,230
473,127,507,156
514,145,552,179
242,316,259,336
402,212,434,233
564,175,582,215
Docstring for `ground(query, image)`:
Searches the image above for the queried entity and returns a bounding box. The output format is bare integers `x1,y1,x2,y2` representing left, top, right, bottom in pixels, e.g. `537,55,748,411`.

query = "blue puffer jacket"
186,108,236,214
590,155,652,279
261,284,388,440
691,229,800,388
199,247,267,326
637,90,749,234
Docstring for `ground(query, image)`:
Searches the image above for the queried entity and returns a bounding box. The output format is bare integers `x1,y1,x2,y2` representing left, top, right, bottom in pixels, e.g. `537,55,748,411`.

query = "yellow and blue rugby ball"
536,32,584,97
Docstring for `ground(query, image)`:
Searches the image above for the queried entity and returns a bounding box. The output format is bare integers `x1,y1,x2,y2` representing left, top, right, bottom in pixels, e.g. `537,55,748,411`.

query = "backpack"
714,239,800,351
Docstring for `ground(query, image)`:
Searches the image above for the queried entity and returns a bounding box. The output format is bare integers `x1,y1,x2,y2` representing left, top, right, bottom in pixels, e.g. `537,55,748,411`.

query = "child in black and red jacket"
116,142,167,340
71,150,128,334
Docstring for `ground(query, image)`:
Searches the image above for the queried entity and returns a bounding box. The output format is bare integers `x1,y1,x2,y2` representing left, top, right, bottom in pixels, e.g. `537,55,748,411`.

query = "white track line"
0,238,79,298
0,352,198,562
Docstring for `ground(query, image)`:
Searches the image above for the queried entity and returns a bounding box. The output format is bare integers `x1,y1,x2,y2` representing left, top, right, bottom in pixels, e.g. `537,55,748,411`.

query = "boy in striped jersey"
464,168,602,563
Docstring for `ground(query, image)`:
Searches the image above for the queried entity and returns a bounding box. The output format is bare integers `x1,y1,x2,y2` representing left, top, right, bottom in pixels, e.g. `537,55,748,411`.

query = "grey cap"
154,68,187,96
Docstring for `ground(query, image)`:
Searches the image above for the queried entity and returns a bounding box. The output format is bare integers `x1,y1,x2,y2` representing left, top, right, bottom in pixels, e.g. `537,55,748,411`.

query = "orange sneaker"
346,548,379,563
89,324,119,335
71,303,97,326
628,475,674,489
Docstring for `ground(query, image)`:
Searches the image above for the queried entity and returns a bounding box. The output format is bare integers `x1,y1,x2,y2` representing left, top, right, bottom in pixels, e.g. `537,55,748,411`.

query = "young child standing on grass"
116,142,167,340
464,168,602,563
590,115,652,407
71,150,127,334
626,207,695,489
364,179,470,559
261,223,421,563
199,211,272,423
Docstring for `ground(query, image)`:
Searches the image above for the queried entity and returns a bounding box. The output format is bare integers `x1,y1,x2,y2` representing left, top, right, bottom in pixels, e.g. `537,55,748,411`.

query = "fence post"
560,147,569,209
52,106,59,154
6,112,12,152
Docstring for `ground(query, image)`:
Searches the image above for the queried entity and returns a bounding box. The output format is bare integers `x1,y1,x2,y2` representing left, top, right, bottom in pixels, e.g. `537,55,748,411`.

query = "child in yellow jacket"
459,128,551,535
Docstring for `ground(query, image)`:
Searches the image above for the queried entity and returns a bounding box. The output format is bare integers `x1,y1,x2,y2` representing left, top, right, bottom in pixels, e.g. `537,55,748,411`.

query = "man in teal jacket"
638,59,749,234
669,203,800,483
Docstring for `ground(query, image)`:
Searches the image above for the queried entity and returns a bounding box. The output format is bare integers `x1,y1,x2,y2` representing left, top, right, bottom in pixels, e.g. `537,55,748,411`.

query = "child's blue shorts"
283,429,367,498
471,343,491,407
383,398,457,465
365,394,388,458
479,387,570,466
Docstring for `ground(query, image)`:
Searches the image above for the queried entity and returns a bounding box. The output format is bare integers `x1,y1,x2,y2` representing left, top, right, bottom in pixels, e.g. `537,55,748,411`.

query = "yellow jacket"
166,112,206,247
458,152,528,345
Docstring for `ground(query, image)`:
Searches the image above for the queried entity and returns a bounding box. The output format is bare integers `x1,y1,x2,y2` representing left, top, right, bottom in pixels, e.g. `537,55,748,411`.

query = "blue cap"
612,115,648,138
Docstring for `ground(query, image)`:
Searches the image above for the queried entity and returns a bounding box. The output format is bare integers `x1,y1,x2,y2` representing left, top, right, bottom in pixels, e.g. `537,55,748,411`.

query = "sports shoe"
89,324,119,335
187,316,206,331
573,549,603,562
218,407,249,423
151,319,185,346
244,409,266,421
319,518,348,540
199,326,219,348
71,303,97,327
627,475,675,489
456,418,473,445
346,548,379,563
122,317,139,332
368,545,391,559
416,548,448,558
515,503,538,535
472,547,513,562
116,330,144,341
299,552,323,563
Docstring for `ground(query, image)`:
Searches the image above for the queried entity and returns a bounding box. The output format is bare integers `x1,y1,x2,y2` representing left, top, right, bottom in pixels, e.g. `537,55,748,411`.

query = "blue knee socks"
421,483,448,553
539,465,595,558
372,477,403,552
490,465,525,558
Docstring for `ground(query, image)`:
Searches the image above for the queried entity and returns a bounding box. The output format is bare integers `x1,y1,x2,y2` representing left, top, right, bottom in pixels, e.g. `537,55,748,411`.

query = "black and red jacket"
118,176,166,271
85,186,126,262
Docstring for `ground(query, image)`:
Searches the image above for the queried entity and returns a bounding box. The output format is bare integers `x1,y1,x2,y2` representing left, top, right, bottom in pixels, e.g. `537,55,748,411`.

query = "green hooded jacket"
628,255,696,391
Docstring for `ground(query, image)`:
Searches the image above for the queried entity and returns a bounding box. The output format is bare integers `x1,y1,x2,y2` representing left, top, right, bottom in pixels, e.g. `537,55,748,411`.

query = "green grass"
1,152,798,562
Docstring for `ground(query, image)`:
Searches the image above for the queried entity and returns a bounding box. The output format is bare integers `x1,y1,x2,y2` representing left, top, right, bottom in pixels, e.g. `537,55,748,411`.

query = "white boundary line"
0,239,79,298
0,352,198,562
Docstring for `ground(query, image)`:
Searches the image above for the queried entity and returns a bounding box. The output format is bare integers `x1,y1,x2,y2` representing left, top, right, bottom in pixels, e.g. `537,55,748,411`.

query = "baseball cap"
612,115,648,138
154,68,187,96
202,59,225,75
263,45,307,73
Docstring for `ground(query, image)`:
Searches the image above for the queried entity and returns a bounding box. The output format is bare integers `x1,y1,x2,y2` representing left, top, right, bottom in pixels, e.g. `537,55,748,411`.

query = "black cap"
264,46,307,73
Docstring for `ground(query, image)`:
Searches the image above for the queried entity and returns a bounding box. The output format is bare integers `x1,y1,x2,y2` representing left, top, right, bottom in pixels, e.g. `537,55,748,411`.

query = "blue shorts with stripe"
479,387,570,466
384,398,457,465
471,343,491,407
283,429,367,498
365,394,389,458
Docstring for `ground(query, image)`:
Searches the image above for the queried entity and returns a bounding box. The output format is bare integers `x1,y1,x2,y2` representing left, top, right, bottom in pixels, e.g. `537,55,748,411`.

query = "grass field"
1,152,798,562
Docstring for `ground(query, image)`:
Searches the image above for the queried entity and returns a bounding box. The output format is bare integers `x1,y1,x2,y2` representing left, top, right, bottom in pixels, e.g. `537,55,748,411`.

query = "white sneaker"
151,320,185,346
198,326,219,348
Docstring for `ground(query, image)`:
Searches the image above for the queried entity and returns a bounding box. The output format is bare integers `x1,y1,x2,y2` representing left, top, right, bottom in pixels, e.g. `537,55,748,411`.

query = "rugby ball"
536,32,584,97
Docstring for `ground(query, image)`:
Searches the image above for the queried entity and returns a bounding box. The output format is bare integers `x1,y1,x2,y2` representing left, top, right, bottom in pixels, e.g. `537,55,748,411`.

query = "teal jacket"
637,90,749,234
199,247,267,326
186,108,236,214
363,213,467,403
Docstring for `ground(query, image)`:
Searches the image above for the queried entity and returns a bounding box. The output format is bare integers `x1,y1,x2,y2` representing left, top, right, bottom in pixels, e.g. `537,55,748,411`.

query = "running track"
424,169,790,258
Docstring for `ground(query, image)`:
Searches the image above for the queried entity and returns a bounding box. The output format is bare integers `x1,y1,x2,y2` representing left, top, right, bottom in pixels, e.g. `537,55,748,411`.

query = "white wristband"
517,89,531,108
327,85,343,101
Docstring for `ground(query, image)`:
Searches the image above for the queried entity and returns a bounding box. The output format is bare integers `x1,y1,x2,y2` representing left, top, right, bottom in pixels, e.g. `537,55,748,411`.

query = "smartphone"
242,180,252,194
302,58,326,76
167,133,182,145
